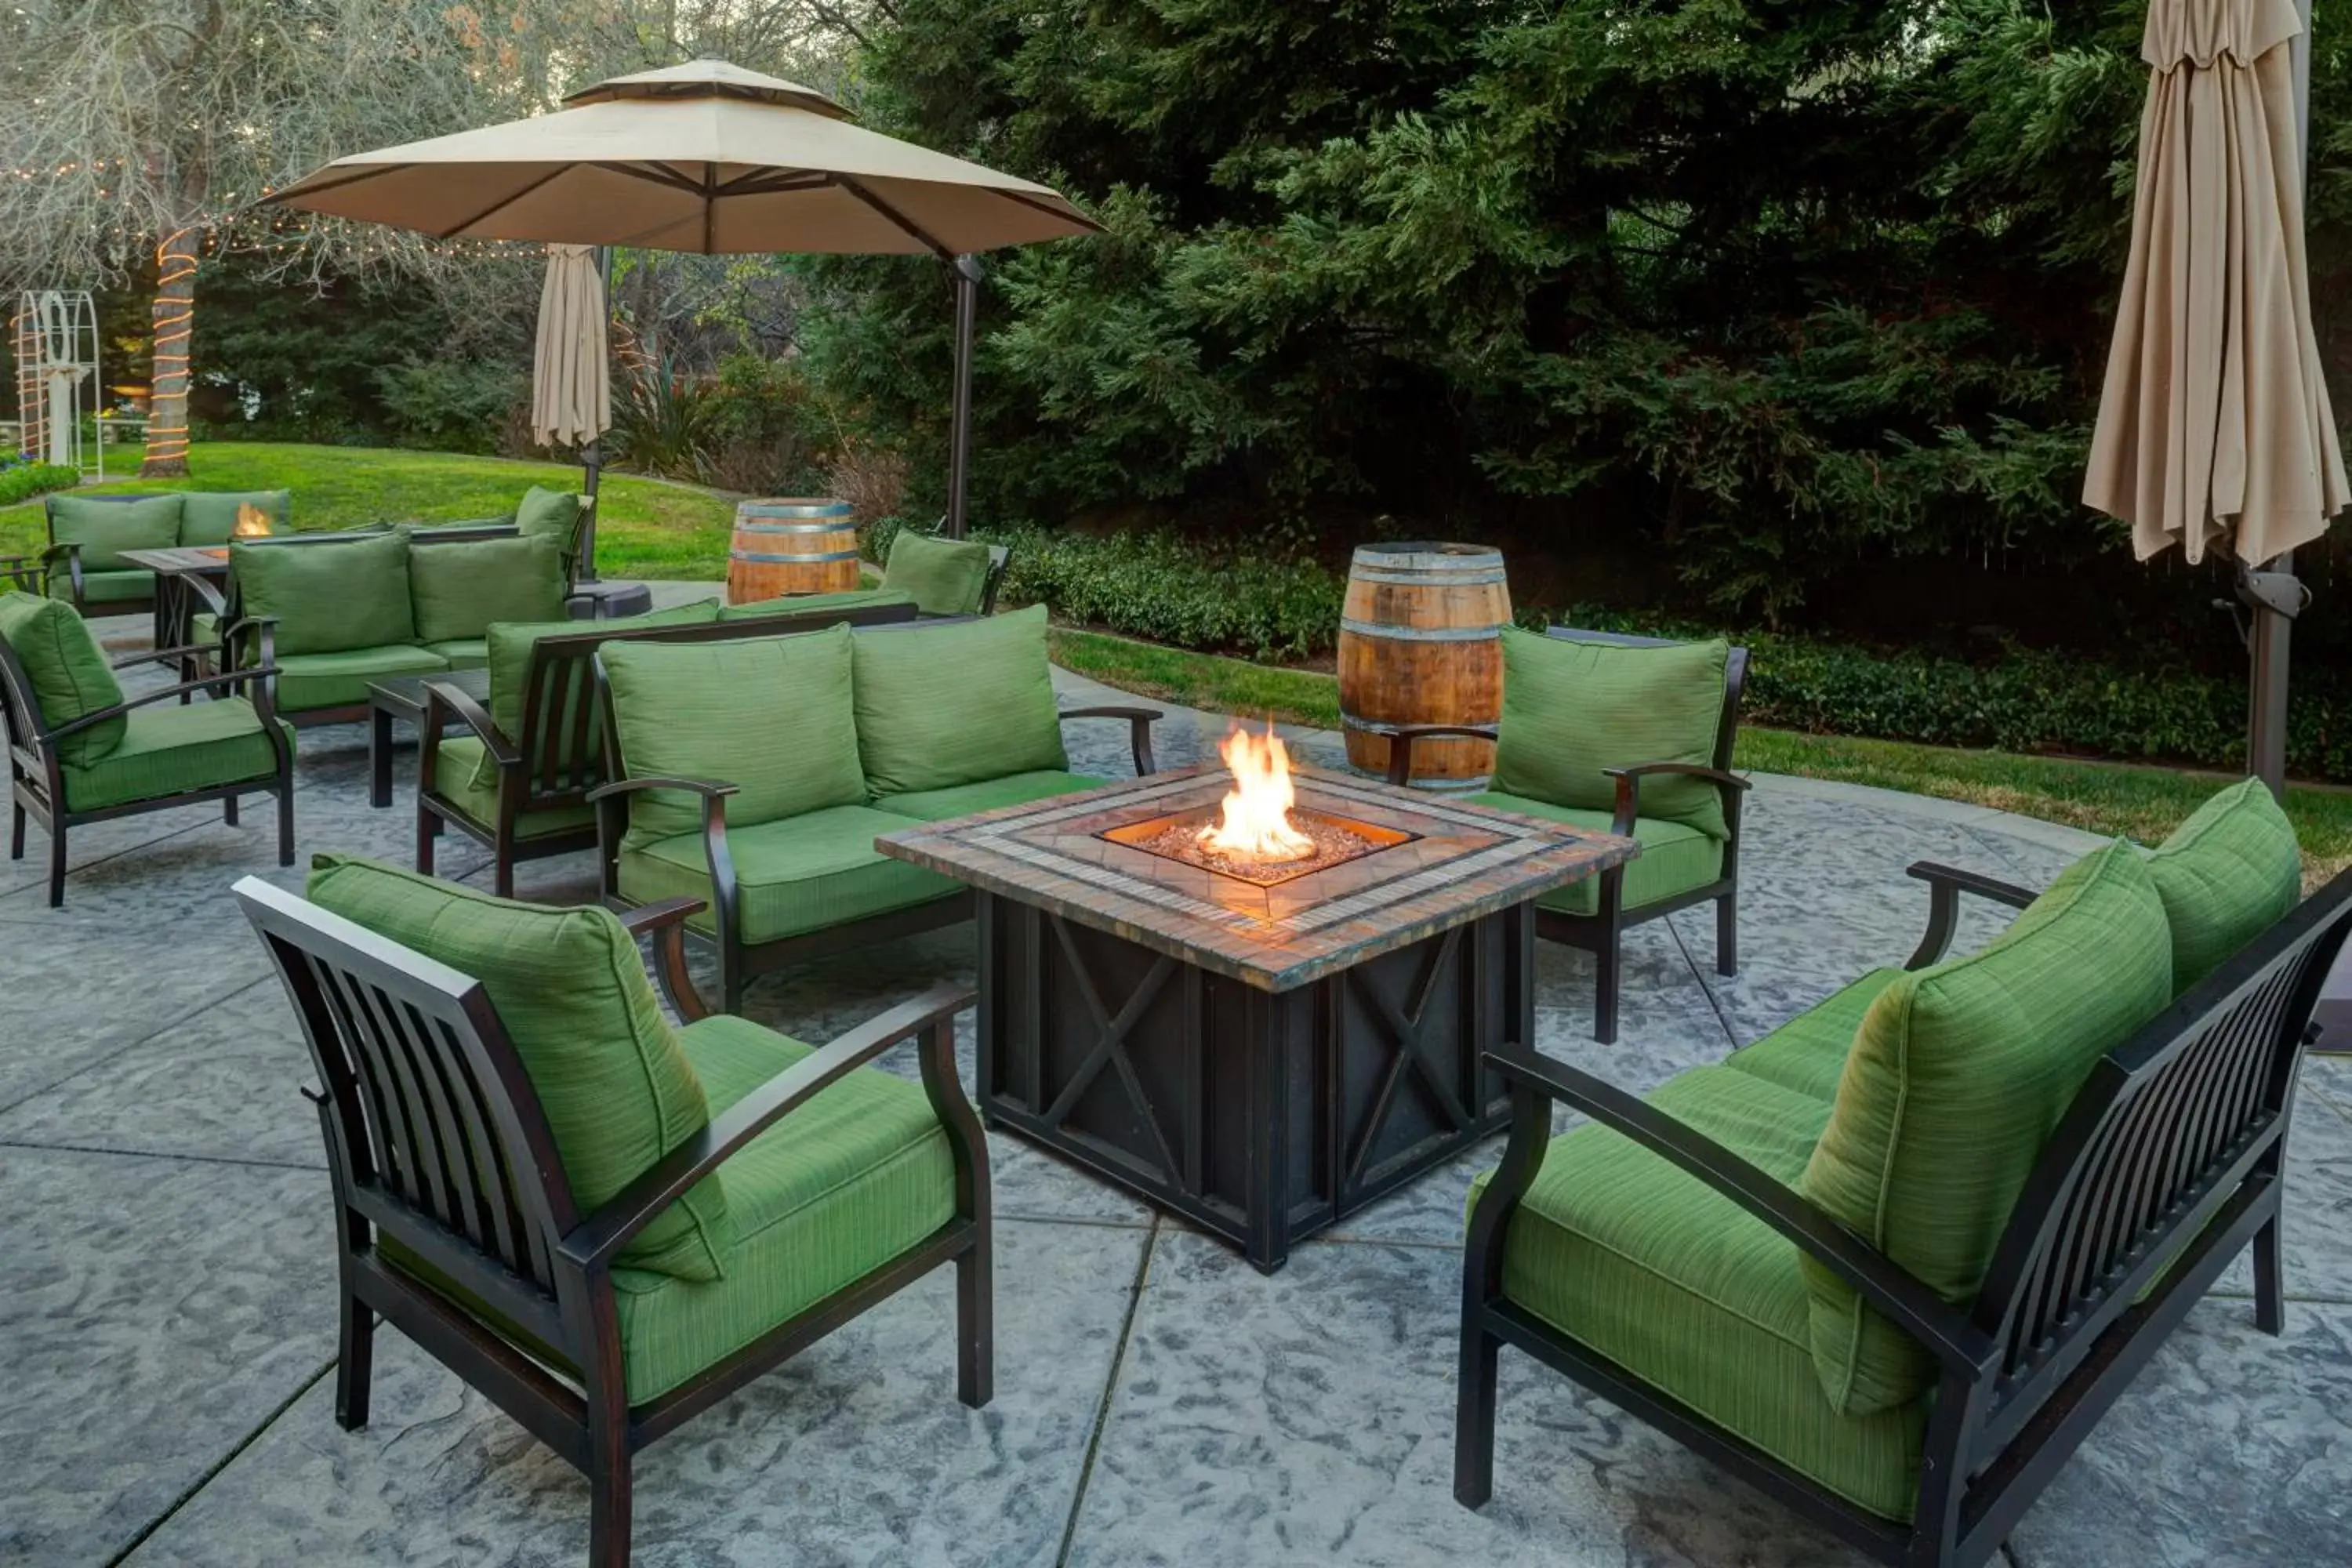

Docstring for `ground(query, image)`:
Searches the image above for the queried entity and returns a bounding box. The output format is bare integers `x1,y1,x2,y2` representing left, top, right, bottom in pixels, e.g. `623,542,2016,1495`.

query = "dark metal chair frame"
2,629,294,906
590,619,1162,1015
1457,859,2352,1568
234,876,990,1568
1381,626,1751,1044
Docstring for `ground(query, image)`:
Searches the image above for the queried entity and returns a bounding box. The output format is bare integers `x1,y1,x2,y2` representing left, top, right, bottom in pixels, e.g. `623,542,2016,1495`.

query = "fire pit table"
877,753,1635,1272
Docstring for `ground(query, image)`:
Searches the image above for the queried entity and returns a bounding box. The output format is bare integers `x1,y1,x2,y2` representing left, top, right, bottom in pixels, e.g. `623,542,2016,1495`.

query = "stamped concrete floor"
5,608,2351,1567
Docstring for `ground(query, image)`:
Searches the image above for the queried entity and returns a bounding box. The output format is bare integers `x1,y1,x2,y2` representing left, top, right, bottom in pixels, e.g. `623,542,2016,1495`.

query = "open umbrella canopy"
531,244,609,449
265,59,1099,256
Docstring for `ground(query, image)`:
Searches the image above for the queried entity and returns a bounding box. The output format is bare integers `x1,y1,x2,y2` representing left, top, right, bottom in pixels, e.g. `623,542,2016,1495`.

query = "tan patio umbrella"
531,243,610,451
2085,0,2345,791
266,59,1101,538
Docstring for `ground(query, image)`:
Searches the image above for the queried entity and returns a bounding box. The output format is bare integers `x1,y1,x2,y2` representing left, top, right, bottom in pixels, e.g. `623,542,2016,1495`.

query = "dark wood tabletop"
116,545,234,576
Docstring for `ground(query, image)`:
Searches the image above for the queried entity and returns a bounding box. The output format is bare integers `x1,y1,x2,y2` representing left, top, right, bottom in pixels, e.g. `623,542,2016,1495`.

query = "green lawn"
0,441,739,580
1048,626,2352,880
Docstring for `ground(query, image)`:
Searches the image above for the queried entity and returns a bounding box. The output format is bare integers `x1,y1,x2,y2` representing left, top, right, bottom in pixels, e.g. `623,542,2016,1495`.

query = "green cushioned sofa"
42,488,292,622
593,605,1162,1013
233,860,991,1568
1455,779,2350,1568
1381,624,1751,1045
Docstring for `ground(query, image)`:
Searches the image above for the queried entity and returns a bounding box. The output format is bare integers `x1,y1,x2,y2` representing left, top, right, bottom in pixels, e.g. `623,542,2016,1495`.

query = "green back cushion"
2146,777,2303,992
1799,841,2172,1415
881,530,993,616
0,591,127,763
304,854,733,1281
409,534,568,645
232,530,416,655
471,599,722,792
1493,630,1731,838
178,490,292,546
49,494,182,570
851,604,1065,796
515,486,584,561
602,624,866,849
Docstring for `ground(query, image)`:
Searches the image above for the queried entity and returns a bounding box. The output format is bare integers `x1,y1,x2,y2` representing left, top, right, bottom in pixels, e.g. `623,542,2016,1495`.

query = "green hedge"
0,462,82,509
866,517,2352,783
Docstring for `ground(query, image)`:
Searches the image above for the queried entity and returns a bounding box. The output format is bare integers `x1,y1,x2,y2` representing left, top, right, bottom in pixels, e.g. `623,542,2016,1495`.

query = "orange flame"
1200,722,1315,862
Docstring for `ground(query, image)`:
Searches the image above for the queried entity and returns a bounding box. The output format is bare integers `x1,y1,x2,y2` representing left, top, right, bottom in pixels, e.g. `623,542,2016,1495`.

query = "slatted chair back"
1971,869,2352,1445
234,877,586,1366
1541,626,1750,771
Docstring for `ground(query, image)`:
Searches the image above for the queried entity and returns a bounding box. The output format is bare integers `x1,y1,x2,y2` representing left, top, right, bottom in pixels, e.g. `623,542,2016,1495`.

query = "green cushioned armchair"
1382,625,1751,1044
2,590,294,905
234,863,991,1568
1456,797,2349,1568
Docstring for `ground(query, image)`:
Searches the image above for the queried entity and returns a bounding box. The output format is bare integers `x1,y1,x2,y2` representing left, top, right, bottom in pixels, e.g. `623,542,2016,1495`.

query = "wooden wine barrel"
1339,543,1511,790
725,499,860,603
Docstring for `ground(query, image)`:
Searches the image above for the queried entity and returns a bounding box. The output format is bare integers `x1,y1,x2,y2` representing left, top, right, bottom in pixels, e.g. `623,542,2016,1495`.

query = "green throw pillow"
178,489,292,546
409,534,567,645
48,493,182,571
231,528,416,655
515,485,584,562
470,599,722,791
0,590,127,763
2145,777,2303,992
1799,840,2172,1417
1492,629,1731,839
851,604,1065,797
602,624,866,850
304,854,734,1283
881,529,993,616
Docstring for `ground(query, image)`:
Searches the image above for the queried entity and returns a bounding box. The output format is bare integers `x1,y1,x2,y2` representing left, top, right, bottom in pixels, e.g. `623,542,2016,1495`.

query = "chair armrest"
615,897,713,1022
1604,761,1752,837
1368,724,1501,786
42,666,284,741
1475,1044,1997,1373
40,542,83,601
587,777,743,956
1904,860,2039,970
1058,704,1163,776
558,981,976,1270
110,643,222,671
583,775,742,805
422,680,519,768
0,554,43,594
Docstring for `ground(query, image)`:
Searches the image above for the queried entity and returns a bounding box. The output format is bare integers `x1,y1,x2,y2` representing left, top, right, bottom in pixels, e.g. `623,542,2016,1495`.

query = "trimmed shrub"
0,460,82,507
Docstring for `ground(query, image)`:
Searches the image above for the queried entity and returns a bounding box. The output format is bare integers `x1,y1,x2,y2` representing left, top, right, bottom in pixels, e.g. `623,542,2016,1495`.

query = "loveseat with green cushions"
207,526,575,726
416,593,919,895
1455,778,2342,1568
234,858,990,1568
591,604,1161,1014
42,488,293,618
1382,624,1751,1044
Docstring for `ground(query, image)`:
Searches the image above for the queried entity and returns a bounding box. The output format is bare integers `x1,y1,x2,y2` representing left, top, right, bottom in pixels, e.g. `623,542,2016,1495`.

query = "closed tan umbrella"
531,243,609,449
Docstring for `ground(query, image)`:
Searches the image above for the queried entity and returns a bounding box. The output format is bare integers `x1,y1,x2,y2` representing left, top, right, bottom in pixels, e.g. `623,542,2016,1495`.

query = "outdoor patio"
1,599,2347,1568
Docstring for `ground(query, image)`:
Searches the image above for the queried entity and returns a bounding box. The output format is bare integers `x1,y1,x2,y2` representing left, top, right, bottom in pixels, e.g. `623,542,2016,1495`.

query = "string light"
143,227,196,466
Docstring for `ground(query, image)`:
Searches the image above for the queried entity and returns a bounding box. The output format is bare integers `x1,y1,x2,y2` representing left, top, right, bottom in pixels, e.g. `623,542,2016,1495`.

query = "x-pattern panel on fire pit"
877,765,1631,993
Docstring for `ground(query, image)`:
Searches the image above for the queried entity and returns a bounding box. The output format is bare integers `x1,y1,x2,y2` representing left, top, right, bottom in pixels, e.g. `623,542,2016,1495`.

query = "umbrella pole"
945,254,982,539
575,245,614,583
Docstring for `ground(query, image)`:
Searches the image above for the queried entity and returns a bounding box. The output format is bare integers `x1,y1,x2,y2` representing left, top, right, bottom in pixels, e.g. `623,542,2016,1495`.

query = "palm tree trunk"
140,227,198,478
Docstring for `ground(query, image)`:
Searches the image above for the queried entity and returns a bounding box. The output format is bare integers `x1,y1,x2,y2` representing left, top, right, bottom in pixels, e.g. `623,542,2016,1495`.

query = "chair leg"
9,800,22,861
416,805,436,877
278,786,295,867
2254,1214,2285,1335
335,1290,375,1430
223,792,238,826
957,1236,993,1409
1454,1322,1501,1508
47,823,66,907
493,849,515,900
586,1407,633,1568
1592,940,1621,1045
1715,889,1738,976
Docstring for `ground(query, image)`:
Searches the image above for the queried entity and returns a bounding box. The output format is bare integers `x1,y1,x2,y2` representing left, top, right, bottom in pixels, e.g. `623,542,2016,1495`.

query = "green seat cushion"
1468,792,1724,916
1475,1064,1923,1521
2146,777,2302,991
876,769,1110,822
1800,840,2172,1416
409,533,568,645
49,494,182,568
60,698,290,811
430,735,598,840
425,638,489,670
881,530,993,616
53,568,158,606
472,600,722,793
190,611,220,647
851,604,1065,797
305,855,732,1283
177,489,290,546
232,530,416,655
0,591,128,764
603,626,866,850
273,644,448,713
717,587,920,622
514,485,584,564
609,1013,957,1401
1494,629,1732,840
617,805,963,946
1722,969,1904,1104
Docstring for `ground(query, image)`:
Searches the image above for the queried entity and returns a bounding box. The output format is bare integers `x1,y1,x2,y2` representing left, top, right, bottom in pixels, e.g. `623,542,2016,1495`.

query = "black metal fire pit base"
975,892,1534,1272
